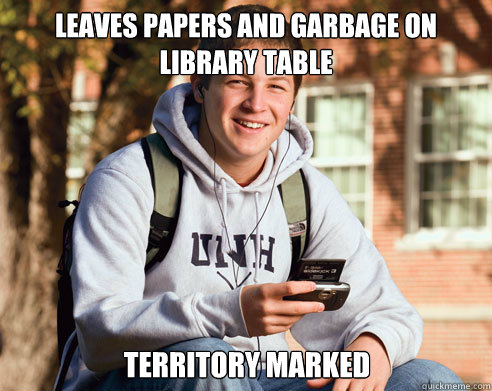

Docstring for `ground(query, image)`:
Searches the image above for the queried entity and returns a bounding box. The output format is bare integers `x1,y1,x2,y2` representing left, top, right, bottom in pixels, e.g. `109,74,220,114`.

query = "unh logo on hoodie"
191,232,275,273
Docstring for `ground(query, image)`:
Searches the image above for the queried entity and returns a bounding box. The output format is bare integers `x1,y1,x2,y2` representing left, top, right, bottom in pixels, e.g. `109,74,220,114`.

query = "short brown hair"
197,4,303,96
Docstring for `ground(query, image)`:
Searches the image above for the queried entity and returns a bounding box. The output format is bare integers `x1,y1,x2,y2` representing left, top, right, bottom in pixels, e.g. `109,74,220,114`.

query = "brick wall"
301,0,492,383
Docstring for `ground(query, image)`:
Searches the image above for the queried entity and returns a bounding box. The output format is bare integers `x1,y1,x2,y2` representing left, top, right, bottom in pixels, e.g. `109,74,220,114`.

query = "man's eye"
270,84,285,90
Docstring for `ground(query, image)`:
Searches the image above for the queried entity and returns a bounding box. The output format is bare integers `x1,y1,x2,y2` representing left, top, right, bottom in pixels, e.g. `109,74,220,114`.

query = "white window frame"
296,81,374,235
399,72,492,250
67,100,97,180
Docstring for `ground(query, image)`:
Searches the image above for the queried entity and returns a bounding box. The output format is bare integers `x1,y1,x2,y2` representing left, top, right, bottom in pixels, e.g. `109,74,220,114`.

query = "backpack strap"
277,169,311,278
141,133,183,272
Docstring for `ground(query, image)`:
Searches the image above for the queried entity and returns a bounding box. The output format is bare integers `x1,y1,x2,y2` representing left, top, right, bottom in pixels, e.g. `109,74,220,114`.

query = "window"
296,83,373,230
403,73,492,248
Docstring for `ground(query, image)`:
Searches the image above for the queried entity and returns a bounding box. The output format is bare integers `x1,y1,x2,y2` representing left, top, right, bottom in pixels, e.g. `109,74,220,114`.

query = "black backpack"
54,133,310,390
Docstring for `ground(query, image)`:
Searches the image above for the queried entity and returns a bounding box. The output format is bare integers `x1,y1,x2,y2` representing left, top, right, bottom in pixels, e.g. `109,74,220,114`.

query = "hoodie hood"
152,82,313,193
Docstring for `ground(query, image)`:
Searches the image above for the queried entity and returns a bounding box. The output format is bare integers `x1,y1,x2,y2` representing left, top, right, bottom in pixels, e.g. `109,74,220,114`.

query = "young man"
55,5,462,391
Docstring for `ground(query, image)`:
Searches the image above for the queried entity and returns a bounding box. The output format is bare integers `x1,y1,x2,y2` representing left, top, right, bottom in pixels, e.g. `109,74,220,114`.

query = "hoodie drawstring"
253,192,261,283
220,178,233,254
219,178,262,284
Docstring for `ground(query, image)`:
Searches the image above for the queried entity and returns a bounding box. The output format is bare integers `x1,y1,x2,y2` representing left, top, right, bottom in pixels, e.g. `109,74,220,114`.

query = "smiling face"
193,46,295,182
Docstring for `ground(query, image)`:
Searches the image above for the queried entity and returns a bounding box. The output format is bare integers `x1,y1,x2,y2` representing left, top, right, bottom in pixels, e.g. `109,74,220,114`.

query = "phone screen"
289,259,345,282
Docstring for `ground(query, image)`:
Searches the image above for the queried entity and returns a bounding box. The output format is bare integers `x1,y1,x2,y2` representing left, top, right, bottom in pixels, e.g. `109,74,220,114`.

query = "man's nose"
242,87,267,112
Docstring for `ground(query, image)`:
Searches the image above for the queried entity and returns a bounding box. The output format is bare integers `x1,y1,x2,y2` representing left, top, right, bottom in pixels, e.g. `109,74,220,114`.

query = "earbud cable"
201,89,294,378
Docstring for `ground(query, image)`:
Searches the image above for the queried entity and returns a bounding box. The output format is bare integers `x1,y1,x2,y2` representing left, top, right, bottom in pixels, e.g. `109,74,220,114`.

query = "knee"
156,339,261,391
412,359,462,384
390,359,462,390
189,375,261,391
159,337,235,354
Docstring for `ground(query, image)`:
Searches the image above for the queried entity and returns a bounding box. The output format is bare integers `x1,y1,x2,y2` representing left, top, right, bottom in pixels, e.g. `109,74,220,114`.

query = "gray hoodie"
56,83,423,390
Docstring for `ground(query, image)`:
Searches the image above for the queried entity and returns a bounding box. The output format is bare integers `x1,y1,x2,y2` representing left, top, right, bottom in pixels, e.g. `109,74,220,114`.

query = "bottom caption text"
123,350,370,379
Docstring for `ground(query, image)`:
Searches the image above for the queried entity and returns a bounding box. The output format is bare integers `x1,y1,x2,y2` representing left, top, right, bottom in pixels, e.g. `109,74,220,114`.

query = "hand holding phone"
241,281,325,336
283,259,350,311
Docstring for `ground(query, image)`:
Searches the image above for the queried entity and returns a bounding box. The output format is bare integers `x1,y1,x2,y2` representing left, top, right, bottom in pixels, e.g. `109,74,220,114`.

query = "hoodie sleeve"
290,164,423,369
71,152,248,372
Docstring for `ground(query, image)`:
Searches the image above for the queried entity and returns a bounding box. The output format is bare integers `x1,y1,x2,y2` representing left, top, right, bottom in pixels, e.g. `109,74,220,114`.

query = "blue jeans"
92,338,462,391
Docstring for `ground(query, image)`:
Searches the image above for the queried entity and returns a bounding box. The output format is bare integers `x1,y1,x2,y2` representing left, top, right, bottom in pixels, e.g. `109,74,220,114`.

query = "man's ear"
191,74,204,104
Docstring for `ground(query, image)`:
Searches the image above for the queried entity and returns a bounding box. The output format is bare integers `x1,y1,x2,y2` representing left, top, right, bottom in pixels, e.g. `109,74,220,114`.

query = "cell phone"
283,259,350,311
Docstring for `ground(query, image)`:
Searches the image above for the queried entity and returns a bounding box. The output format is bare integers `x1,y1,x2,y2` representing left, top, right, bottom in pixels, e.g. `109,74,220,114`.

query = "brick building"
68,0,492,384
290,0,492,383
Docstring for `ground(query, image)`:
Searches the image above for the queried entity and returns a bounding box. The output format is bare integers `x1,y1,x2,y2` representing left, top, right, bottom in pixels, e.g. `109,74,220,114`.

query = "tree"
0,0,224,389
0,0,79,388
